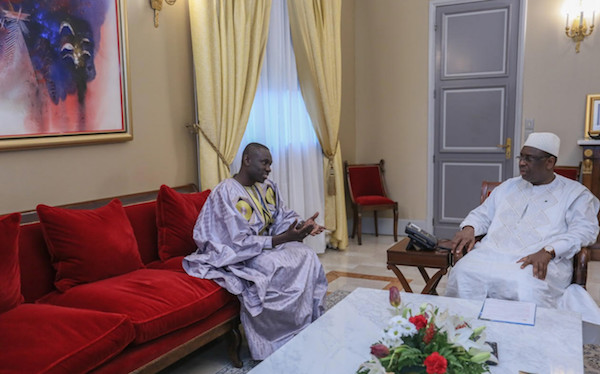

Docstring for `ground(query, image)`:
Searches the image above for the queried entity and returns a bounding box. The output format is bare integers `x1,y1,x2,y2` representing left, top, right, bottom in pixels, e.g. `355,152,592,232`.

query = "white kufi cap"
523,132,560,157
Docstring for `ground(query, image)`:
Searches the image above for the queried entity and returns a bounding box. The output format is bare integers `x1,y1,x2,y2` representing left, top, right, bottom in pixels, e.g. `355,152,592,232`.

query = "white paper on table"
478,298,536,326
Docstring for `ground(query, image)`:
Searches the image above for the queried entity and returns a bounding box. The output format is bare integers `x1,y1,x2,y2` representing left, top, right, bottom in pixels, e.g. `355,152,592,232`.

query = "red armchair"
554,165,580,181
344,160,398,245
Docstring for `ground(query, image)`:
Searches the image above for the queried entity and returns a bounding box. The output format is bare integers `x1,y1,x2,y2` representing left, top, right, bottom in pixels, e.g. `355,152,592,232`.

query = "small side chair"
344,160,398,245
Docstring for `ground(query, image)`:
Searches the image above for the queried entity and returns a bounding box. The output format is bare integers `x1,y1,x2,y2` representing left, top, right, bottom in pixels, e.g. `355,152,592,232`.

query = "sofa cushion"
124,201,160,264
146,256,186,272
37,199,144,292
0,303,135,374
88,300,240,374
355,195,395,206
37,269,235,344
18,222,56,303
0,213,23,313
156,185,211,261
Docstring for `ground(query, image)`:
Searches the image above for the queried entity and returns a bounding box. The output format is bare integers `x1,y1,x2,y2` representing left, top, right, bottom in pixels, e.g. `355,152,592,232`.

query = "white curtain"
232,0,326,254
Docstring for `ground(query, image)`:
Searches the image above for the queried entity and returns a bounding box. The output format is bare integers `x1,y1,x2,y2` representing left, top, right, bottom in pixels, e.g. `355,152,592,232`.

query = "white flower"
382,315,418,348
386,315,417,335
382,325,405,347
357,355,388,374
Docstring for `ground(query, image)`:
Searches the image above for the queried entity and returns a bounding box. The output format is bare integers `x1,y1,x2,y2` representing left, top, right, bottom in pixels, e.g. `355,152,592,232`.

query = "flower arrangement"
357,287,494,374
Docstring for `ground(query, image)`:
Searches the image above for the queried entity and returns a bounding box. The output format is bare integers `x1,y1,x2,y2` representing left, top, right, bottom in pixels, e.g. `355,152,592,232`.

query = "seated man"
445,132,600,342
183,143,328,360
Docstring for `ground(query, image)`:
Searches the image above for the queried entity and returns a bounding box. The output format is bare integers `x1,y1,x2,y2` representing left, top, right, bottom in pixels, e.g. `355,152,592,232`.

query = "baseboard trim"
346,218,427,237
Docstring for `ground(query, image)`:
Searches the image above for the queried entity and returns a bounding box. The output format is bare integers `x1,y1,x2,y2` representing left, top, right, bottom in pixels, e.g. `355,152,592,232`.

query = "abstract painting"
0,0,131,150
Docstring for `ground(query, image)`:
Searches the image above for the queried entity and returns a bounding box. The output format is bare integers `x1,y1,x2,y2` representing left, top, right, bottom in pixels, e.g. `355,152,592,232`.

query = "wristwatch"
543,245,556,259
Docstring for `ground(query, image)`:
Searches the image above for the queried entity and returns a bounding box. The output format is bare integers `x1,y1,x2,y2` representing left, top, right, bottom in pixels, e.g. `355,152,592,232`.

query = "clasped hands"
450,225,553,280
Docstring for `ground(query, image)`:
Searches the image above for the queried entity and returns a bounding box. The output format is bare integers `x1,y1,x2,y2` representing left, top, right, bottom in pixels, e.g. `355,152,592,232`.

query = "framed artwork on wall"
585,94,600,139
0,0,132,151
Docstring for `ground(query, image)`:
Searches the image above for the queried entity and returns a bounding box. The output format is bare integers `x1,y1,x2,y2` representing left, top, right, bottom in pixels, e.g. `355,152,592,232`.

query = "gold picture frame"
0,0,132,151
585,94,600,139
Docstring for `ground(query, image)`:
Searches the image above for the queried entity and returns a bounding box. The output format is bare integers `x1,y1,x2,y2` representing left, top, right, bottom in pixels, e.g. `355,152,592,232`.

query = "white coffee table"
249,288,583,374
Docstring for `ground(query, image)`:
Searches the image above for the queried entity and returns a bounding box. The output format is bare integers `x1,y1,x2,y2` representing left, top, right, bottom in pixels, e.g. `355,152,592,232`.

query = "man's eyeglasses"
517,154,550,163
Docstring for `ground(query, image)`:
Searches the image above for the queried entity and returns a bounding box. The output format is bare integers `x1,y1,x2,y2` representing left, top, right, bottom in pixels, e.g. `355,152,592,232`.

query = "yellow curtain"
189,0,271,189
287,0,347,249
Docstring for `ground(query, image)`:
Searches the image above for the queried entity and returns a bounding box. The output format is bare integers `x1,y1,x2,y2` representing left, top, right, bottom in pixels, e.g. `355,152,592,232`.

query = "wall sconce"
150,0,176,28
563,0,598,52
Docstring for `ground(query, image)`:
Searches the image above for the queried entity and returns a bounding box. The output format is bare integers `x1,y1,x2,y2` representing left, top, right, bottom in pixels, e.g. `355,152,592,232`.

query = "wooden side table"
386,237,451,295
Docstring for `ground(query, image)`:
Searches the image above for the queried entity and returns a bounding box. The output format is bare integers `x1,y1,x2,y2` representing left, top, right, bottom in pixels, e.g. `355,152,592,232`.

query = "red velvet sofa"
0,185,242,374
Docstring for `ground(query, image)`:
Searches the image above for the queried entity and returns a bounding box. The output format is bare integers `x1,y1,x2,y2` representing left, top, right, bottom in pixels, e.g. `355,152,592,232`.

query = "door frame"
425,0,528,232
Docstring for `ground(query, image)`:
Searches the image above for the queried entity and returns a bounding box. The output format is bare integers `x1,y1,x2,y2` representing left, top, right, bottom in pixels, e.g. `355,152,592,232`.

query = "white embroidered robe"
445,174,600,330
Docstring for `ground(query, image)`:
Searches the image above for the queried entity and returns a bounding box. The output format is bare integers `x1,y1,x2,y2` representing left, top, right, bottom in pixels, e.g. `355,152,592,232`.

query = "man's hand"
299,212,326,236
272,220,314,247
517,249,553,280
450,226,476,261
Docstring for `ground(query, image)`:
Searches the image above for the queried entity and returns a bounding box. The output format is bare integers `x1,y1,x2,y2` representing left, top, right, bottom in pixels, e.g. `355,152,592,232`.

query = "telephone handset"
405,222,438,251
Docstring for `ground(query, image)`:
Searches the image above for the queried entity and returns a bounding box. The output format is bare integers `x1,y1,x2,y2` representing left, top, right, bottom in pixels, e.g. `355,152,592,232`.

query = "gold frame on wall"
585,94,600,139
0,0,132,151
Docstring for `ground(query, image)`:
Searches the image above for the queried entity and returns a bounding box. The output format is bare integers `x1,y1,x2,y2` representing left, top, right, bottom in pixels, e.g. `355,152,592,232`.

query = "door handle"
496,138,511,159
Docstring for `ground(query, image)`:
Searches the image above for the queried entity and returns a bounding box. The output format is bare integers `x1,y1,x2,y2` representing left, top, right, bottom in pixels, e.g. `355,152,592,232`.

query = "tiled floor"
159,234,600,374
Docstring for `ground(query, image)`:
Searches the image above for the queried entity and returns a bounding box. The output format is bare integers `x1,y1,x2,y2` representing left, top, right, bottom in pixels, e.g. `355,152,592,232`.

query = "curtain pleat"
189,0,272,189
287,0,347,249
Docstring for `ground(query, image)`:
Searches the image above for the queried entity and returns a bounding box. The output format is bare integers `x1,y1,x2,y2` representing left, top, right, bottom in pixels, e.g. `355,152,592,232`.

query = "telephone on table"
405,222,451,251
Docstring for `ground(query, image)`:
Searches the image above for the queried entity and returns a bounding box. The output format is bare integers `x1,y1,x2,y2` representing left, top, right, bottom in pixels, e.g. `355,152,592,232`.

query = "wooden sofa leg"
227,325,243,368
374,211,379,237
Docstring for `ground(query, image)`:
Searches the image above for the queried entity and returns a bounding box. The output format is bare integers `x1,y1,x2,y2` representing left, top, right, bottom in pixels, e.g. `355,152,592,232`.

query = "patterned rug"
586,344,600,373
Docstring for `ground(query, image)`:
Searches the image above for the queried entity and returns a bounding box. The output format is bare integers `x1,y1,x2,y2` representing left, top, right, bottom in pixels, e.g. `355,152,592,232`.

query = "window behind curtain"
231,0,326,253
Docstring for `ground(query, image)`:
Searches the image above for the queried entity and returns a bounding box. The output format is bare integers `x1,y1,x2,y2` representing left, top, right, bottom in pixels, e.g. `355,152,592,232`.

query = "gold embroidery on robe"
265,186,276,206
245,185,275,234
235,199,254,221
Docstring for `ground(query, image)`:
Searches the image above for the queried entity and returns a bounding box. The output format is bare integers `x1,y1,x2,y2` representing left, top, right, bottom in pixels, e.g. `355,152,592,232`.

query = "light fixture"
150,0,176,28
563,0,599,53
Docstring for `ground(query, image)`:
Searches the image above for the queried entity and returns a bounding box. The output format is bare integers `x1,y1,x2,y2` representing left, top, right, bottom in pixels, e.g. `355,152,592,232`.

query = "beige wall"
351,0,429,219
344,0,600,221
0,1,197,214
522,0,600,164
340,0,356,164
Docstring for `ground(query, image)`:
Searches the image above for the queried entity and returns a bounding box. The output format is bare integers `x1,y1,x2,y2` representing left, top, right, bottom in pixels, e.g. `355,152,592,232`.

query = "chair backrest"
554,165,580,181
344,160,388,203
482,166,579,202
480,181,501,204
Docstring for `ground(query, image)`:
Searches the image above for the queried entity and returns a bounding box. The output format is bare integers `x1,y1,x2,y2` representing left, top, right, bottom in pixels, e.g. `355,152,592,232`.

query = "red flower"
409,314,428,330
423,322,436,344
370,343,390,358
424,352,448,374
